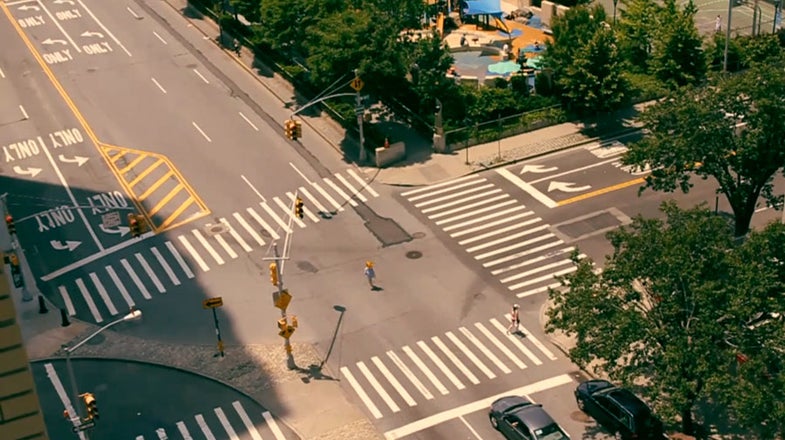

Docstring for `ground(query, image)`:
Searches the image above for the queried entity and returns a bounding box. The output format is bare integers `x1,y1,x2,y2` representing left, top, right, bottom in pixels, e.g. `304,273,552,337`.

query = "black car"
489,395,570,440
575,379,667,439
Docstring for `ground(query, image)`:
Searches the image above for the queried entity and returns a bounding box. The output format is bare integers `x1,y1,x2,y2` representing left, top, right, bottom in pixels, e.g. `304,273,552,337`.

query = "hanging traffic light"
128,214,141,238
284,120,294,140
82,393,99,420
269,262,279,286
277,317,295,338
294,197,304,219
293,121,302,140
5,214,16,235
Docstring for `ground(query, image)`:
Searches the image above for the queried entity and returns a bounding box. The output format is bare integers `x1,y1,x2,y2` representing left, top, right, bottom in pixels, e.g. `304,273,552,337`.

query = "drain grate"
406,251,423,259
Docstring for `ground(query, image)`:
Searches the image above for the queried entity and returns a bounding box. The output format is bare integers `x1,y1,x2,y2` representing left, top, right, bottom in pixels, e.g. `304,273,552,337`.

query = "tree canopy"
648,0,705,88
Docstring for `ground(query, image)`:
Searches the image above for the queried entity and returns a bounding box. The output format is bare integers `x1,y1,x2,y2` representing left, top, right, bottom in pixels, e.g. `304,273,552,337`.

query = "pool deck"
444,20,550,64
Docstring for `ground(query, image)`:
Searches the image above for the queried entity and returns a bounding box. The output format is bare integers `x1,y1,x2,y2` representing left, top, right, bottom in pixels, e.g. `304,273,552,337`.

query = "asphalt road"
32,358,296,440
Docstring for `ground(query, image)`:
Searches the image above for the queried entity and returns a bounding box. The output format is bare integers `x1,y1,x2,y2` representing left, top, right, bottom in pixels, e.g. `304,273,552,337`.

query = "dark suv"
575,380,667,439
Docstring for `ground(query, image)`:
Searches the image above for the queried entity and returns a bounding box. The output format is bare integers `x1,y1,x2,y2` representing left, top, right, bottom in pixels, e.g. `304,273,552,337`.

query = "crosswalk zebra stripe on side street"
176,421,193,439
232,401,263,440
151,246,181,285
195,414,217,440
136,252,166,293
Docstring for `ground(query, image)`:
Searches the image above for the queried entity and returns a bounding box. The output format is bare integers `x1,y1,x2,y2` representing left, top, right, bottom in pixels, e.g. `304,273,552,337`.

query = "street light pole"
62,310,142,437
723,0,733,72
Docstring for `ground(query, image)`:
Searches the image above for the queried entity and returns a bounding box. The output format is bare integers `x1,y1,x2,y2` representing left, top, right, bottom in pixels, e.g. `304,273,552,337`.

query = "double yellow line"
557,177,646,207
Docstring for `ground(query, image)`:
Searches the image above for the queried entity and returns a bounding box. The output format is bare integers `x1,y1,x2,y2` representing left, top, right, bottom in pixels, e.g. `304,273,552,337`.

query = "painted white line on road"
432,336,479,385
247,207,280,240
192,229,224,265
507,320,558,361
41,235,152,281
417,340,465,390
136,253,165,293
529,157,620,185
423,189,503,214
372,356,417,407
76,0,132,56
507,266,576,291
456,213,537,243
400,175,478,197
232,401,263,440
214,229,239,259
262,411,287,440
439,201,520,229
460,326,511,374
0,67,5,78
156,428,167,439
273,196,306,228
517,282,562,298
465,223,547,253
755,206,770,213
336,173,368,202
324,177,358,207
195,414,217,440
403,345,449,395
286,192,319,223
474,233,556,260
126,6,142,19
240,174,267,203
496,168,557,208
459,415,485,440
407,178,486,202
193,68,210,84
415,184,495,208
176,421,193,440
122,258,152,299
238,112,259,131
260,202,292,234
298,186,329,216
446,330,495,379
153,31,168,45
311,181,344,211
489,318,542,366
44,363,83,432
135,436,144,440
475,322,526,369
75,278,102,323
387,350,433,400
58,286,76,316
151,246,181,285
348,169,379,197
192,121,212,142
151,77,167,94
501,258,577,284
358,361,400,413
482,240,563,268
384,374,573,439
37,1,81,52
166,241,195,279
491,247,573,275
89,272,118,316
214,407,240,440
19,105,28,120
289,162,314,184
233,213,265,246
430,195,510,221
178,235,210,272
340,366,383,419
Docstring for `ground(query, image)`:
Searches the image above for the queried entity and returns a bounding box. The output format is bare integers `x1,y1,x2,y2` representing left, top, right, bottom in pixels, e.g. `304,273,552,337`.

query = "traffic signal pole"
1,194,34,302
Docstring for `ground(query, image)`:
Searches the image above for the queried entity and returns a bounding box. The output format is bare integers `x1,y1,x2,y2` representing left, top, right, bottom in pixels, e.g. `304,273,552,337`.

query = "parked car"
489,395,570,440
575,379,667,439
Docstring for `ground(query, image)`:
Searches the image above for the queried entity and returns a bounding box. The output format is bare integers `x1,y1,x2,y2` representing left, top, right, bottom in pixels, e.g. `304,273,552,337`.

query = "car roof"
604,388,652,417
511,403,557,431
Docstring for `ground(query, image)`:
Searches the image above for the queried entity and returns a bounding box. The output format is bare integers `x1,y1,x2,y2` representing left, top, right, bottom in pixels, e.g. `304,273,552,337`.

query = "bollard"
38,295,48,314
60,308,70,327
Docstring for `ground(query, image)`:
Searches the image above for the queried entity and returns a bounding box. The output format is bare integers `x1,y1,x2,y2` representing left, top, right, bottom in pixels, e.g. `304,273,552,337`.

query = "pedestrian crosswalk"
55,169,379,324
401,175,579,299
585,141,650,176
133,401,288,440
340,314,558,419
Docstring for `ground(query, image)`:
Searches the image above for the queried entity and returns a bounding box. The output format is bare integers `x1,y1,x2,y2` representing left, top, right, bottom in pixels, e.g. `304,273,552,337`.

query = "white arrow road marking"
42,38,67,45
548,181,592,193
18,5,40,11
54,0,76,4
519,164,558,174
81,31,104,38
99,224,130,236
13,166,42,177
58,154,89,166
50,240,81,251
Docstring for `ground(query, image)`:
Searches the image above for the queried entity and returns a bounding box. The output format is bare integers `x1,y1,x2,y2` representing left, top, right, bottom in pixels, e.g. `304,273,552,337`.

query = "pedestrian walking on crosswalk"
364,261,376,290
507,304,520,335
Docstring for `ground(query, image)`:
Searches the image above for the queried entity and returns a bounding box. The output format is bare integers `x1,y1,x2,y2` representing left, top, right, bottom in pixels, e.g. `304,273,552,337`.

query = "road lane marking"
482,240,563,268
311,181,344,211
475,322,526,369
400,175,478,196
506,320,558,360
192,121,212,142
273,196,306,228
262,411,287,440
75,278,102,322
492,246,573,275
474,233,556,260
432,336,479,385
371,356,416,407
156,428,167,439
178,235,211,272
58,286,75,316
490,318,542,365
151,246,180,285
89,272,118,316
414,184,495,208
136,253,165,293
456,214,537,243
517,282,562,298
240,175,266,203
358,361,400,413
238,112,259,131
387,350,433,400
44,363,82,430
232,401,263,440
153,31,167,45
459,326,511,374
221,217,252,252
500,258,577,284
106,265,134,308
407,178,486,202
19,104,28,119
403,345,449,395
465,223,547,253
126,6,142,19
446,331,495,379
166,240,195,278
176,422,192,440
417,340,465,390
233,213,265,246
128,158,163,187
36,0,81,52
151,77,167,94
528,156,620,184
286,192,319,223
340,366,383,419
429,195,510,221
336,173,367,202
195,414,217,440
118,154,148,174
214,231,238,259
384,374,573,439
508,266,576,291
0,67,4,78
557,177,646,206
76,0,132,56
260,202,291,233
191,229,224,265
159,198,197,230
148,183,183,216
348,169,379,197
298,187,329,216
122,258,151,299
459,416,484,440
496,168,557,208
421,189,502,213
247,207,280,240
193,68,209,84
324,177,358,207
214,407,240,440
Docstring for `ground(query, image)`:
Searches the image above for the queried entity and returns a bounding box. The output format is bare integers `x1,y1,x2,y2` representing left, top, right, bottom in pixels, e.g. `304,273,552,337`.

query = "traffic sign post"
203,297,225,358
350,77,364,92
352,73,367,163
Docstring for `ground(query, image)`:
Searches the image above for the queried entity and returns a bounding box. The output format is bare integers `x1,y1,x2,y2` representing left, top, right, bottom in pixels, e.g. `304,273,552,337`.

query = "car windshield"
534,423,569,440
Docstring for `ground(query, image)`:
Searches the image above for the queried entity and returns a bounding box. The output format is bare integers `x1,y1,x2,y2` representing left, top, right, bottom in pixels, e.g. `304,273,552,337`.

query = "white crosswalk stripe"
341,314,561,419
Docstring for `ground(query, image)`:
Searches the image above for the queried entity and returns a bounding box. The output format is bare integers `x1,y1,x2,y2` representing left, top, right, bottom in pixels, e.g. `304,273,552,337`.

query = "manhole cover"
296,261,318,273
411,232,426,239
205,224,228,235
259,229,271,238
406,251,423,259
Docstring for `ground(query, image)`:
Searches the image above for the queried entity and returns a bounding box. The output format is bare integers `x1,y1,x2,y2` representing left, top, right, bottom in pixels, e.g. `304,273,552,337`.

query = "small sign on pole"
202,297,223,309
202,297,225,358
350,77,364,92
72,420,96,432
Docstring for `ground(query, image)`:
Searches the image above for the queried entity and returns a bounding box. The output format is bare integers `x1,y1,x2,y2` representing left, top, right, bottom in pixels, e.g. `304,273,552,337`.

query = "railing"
444,105,566,151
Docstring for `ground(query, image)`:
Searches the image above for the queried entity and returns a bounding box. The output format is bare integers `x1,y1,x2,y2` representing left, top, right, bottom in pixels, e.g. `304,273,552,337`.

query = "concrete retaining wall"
375,141,405,167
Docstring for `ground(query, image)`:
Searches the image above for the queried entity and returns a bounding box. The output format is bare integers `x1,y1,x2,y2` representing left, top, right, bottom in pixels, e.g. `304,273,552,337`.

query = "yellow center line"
148,183,183,217
127,158,163,188
557,177,646,207
138,170,173,201
117,154,148,175
159,198,197,230
109,150,125,163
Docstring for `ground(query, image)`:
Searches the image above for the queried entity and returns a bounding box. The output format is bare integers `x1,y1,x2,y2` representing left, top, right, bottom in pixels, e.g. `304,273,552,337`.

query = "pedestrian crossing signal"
277,317,295,338
269,262,279,286
294,197,304,219
82,392,99,420
5,215,16,235
128,214,142,238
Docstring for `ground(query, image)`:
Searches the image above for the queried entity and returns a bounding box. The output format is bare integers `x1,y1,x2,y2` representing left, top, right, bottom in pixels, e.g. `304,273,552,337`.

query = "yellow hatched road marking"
557,177,645,207
138,170,173,201
128,158,164,187
159,198,199,231
109,151,126,163
148,183,184,216
117,154,147,174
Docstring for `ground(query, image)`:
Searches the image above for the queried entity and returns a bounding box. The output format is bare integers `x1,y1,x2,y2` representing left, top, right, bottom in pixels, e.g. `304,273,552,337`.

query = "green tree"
649,0,705,88
408,33,462,120
547,203,736,434
616,0,660,72
704,32,743,72
736,33,784,67
229,0,260,23
623,62,785,236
